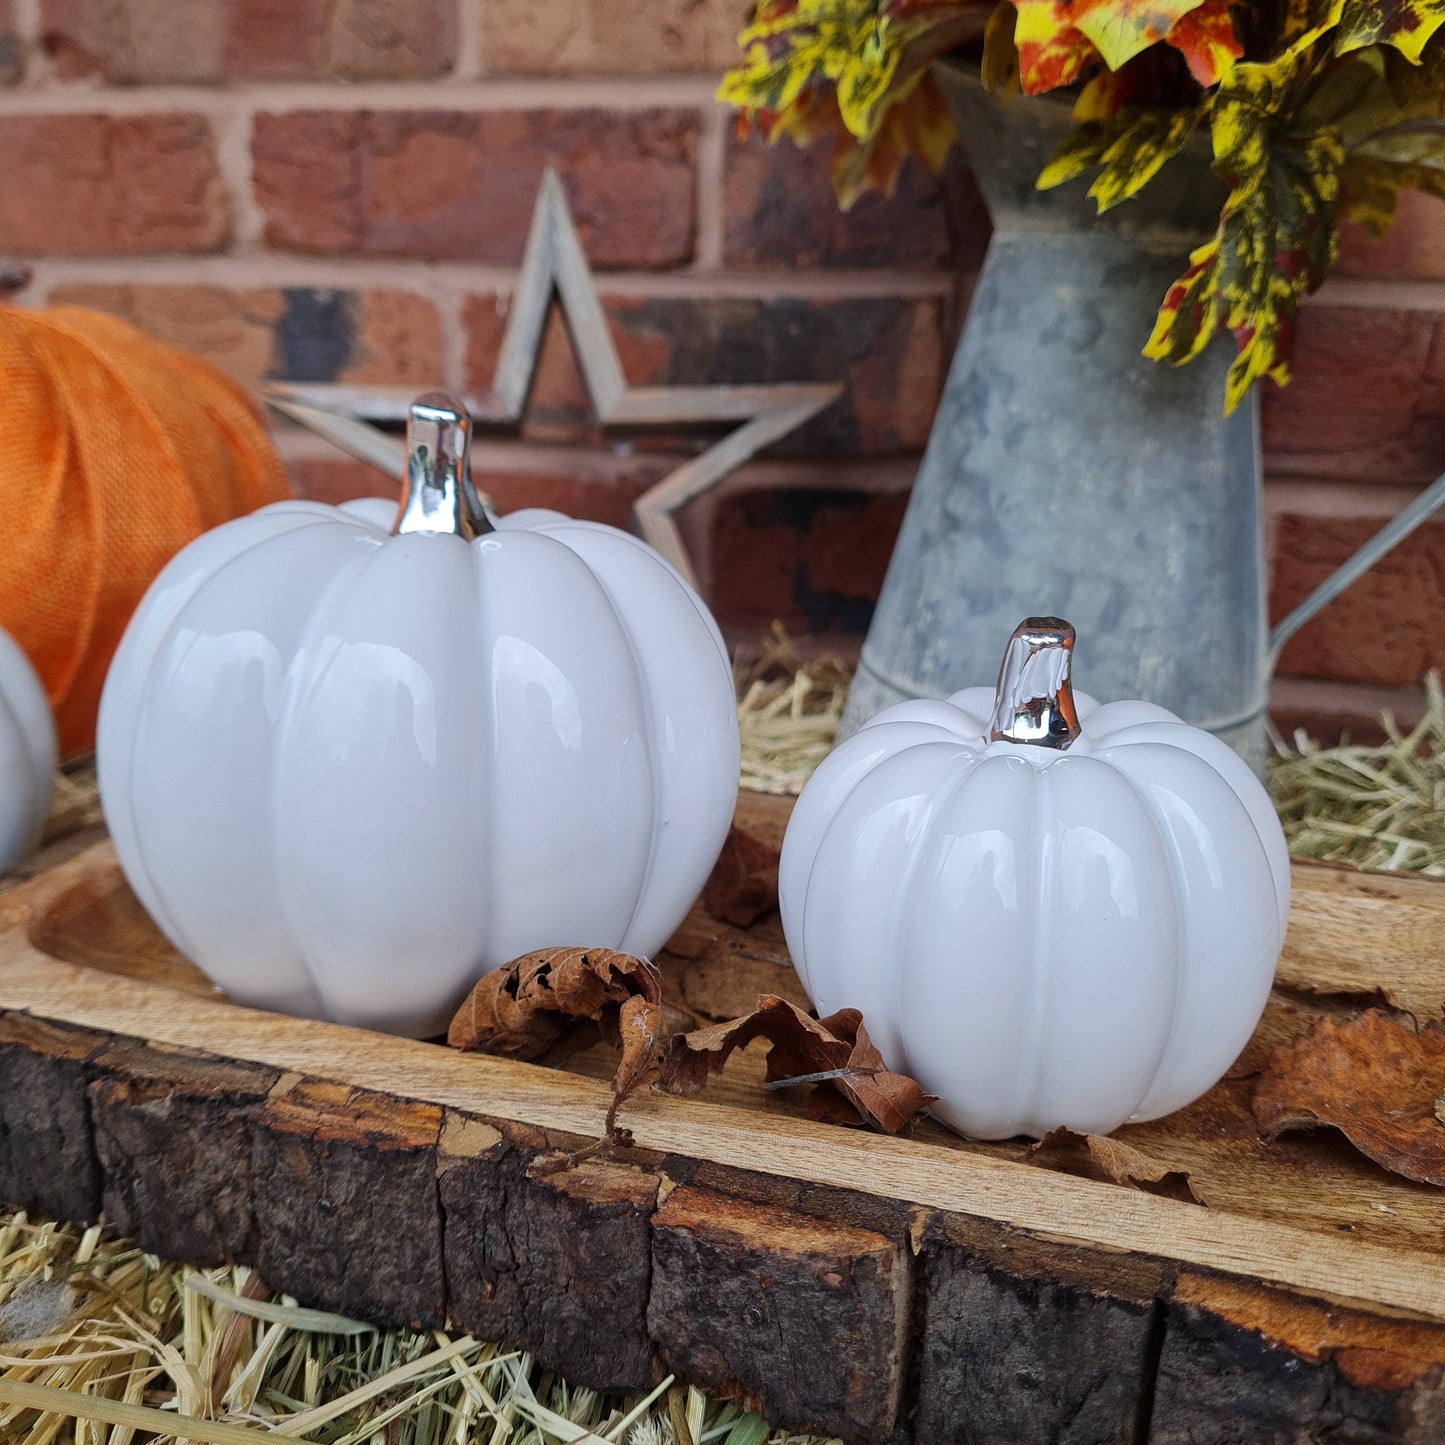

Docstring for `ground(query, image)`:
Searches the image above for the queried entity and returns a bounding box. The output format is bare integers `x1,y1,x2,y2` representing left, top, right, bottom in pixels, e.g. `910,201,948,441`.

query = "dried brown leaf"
1030,1128,1206,1205
1252,1011,1445,1187
607,992,667,1143
659,995,934,1134
448,946,666,1148
702,826,781,927
447,946,660,1059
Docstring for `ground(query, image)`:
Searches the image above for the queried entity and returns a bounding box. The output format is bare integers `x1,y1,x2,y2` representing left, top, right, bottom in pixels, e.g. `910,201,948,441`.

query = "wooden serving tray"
0,794,1443,1444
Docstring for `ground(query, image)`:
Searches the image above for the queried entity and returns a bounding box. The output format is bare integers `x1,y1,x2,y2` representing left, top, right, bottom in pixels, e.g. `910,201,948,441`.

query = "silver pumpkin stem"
393,391,494,539
988,617,1082,750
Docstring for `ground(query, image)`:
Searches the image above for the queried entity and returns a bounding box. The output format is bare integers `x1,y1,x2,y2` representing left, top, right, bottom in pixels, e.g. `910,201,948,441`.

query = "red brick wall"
0,0,1441,740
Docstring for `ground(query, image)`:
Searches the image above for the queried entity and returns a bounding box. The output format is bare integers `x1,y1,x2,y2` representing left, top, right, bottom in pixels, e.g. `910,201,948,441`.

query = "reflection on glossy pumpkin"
779,618,1290,1140
0,628,56,871
97,397,740,1039
0,307,291,754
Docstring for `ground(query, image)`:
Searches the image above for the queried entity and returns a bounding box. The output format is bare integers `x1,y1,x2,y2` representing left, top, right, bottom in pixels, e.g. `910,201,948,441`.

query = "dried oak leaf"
660,995,934,1134
1029,1128,1206,1205
702,826,781,927
447,946,669,1143
1252,1011,1445,1187
447,946,661,1058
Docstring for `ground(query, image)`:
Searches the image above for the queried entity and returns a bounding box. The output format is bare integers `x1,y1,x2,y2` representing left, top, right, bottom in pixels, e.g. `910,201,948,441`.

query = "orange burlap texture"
0,307,292,755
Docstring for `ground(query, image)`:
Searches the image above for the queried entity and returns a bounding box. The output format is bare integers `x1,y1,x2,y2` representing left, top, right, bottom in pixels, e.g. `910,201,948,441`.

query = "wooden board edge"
0,855,1442,1329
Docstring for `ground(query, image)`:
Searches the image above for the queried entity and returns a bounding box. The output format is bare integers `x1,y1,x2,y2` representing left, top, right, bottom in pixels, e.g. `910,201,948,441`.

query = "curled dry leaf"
1029,1128,1206,1205
447,947,665,1143
660,995,935,1135
702,826,781,928
1252,1011,1445,1188
447,946,661,1058
448,959,933,1137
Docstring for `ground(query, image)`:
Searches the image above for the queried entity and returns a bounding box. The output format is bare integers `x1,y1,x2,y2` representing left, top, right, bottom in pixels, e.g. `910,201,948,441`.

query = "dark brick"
708,486,908,634
464,291,947,454
287,450,666,529
50,283,442,391
724,132,990,270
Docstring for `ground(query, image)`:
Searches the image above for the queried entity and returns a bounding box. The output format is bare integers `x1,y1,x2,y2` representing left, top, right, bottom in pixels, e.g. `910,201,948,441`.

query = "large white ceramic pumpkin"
0,628,56,872
780,617,1289,1139
98,394,740,1037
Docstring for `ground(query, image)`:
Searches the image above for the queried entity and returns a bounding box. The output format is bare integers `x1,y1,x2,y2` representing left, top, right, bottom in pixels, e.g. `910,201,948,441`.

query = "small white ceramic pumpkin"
0,629,56,872
98,394,740,1037
780,617,1289,1139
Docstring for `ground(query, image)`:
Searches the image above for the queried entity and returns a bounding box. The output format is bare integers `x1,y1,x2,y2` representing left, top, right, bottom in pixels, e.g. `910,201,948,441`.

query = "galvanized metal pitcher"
843,65,1445,770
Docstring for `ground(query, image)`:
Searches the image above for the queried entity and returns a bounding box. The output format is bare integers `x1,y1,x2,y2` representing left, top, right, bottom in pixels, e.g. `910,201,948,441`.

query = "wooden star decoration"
264,169,842,587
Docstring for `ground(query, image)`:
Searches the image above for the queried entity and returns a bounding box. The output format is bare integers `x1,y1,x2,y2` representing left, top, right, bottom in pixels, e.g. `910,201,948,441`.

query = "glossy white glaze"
98,499,739,1037
0,629,56,872
780,688,1290,1139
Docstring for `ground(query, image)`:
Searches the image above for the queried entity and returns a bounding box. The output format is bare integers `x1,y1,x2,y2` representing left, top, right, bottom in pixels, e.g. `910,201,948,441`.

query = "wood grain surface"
0,793,1442,1442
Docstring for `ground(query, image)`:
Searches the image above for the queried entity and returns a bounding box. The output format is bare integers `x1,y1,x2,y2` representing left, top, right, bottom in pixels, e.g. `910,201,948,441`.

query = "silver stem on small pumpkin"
393,391,494,539
988,616,1082,750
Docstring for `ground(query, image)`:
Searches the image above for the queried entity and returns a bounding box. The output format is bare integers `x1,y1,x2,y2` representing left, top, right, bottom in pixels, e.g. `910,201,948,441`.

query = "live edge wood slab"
0,796,1443,1444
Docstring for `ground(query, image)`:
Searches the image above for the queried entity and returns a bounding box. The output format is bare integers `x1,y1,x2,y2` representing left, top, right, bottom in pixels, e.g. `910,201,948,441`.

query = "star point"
265,169,843,587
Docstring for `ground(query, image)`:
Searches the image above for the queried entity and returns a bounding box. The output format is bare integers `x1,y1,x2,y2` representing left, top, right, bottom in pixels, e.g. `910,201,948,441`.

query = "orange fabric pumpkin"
0,307,291,755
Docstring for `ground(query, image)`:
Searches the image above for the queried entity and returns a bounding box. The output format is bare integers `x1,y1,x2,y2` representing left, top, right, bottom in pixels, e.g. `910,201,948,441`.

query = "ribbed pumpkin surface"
0,307,291,753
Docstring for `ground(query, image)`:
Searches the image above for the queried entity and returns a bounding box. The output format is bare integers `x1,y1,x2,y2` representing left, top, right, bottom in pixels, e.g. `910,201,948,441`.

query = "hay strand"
1270,672,1444,875
0,1216,837,1445
735,626,850,796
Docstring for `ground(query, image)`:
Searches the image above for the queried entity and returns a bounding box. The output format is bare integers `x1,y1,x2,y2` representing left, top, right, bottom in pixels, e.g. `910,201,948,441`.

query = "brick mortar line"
693,100,728,271
1269,675,1430,723
214,107,263,253
0,75,722,114
19,256,958,299
1309,275,1445,313
274,426,927,485
455,0,483,82
1264,477,1430,518
438,289,467,393
11,0,37,55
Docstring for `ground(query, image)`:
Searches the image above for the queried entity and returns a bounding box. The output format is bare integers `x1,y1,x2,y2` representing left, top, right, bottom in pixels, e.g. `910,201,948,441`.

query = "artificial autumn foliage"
0,308,291,753
720,0,1445,411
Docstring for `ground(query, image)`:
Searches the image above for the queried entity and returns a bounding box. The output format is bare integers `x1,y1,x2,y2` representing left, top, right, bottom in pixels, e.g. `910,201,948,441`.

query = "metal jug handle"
1266,468,1445,676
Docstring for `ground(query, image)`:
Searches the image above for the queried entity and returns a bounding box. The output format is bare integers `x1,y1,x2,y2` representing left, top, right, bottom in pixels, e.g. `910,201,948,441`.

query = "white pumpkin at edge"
97,394,740,1038
0,629,56,872
780,617,1290,1140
